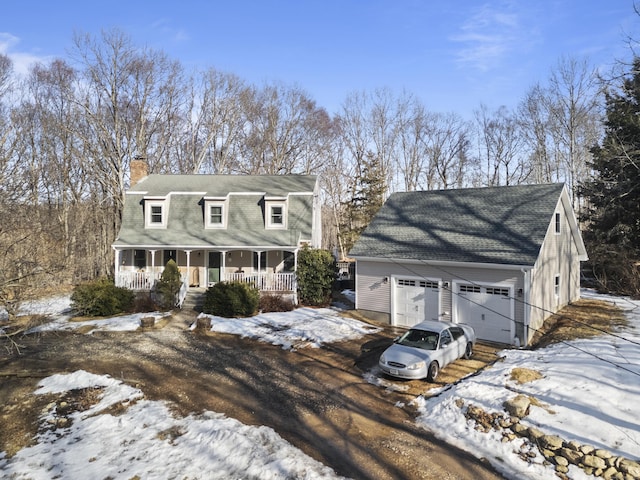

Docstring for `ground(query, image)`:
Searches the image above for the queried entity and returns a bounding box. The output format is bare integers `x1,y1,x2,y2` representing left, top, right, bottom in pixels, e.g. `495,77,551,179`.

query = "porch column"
185,250,191,287
149,250,157,282
114,248,120,282
221,250,227,282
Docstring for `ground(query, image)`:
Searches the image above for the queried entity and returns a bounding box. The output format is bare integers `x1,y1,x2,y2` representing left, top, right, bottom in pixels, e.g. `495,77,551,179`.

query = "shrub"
71,277,135,317
154,259,182,310
296,246,336,306
259,294,294,313
202,281,259,317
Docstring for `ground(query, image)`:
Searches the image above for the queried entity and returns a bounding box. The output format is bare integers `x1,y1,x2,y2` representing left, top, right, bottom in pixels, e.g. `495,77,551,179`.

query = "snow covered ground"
2,289,639,479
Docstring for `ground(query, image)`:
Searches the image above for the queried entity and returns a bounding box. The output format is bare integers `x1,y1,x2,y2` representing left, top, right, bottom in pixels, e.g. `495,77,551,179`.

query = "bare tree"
177,68,247,174
545,56,602,207
426,111,473,189
474,104,529,186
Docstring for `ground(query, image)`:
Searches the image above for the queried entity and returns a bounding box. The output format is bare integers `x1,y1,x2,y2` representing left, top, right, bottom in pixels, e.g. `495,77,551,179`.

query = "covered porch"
114,247,299,295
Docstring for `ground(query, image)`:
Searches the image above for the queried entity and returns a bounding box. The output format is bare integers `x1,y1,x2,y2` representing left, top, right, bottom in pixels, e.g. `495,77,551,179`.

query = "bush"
202,281,259,317
154,259,182,310
259,294,294,313
71,277,135,317
296,246,336,306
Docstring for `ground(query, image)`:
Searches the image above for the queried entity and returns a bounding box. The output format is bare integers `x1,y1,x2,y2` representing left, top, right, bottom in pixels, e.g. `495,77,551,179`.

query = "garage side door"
394,278,440,327
455,284,513,344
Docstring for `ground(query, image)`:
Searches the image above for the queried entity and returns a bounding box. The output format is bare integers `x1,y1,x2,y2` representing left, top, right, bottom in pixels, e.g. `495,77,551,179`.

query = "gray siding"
355,259,525,338
528,198,583,343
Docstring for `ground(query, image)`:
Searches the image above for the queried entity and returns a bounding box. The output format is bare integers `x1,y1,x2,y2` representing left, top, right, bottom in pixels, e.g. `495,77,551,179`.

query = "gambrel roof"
113,174,317,249
349,183,587,266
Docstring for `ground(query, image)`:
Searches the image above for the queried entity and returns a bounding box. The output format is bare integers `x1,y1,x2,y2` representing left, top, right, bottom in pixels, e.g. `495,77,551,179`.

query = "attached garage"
453,283,514,344
393,277,441,327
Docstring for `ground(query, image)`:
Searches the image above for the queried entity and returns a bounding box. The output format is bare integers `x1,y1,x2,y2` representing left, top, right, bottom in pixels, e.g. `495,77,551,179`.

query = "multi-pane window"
145,200,167,228
554,275,560,297
209,205,223,225
266,203,286,229
271,205,283,225
150,205,163,224
555,212,561,234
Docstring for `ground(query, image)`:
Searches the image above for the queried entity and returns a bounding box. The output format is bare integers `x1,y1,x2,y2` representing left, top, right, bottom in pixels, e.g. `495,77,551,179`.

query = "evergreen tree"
580,57,640,295
341,152,386,254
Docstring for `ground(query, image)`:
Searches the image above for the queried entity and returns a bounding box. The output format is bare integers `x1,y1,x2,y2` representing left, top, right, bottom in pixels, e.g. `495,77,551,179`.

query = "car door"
449,326,467,359
439,329,458,367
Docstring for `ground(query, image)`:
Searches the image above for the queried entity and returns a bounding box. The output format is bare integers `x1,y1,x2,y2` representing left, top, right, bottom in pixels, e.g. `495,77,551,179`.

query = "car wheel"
464,342,473,360
427,361,439,382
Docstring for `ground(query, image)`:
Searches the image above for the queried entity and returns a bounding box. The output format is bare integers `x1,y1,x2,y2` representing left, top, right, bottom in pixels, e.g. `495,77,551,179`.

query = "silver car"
378,320,476,382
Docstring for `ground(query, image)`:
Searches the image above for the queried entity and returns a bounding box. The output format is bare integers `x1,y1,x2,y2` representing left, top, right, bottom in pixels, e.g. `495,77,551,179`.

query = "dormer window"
266,199,287,229
145,198,167,228
204,196,228,229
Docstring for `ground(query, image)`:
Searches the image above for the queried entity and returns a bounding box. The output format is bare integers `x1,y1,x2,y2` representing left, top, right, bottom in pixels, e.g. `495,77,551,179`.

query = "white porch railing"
224,272,297,292
115,271,161,290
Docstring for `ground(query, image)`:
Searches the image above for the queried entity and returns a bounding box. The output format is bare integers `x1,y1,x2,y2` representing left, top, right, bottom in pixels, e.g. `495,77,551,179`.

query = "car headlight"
379,354,386,364
407,361,426,370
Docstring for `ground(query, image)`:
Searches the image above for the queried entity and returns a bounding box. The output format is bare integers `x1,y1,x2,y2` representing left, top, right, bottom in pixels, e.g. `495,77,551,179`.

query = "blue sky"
1,1,637,117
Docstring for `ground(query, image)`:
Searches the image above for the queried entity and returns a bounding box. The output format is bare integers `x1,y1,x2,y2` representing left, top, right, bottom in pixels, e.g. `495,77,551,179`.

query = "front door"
208,252,221,284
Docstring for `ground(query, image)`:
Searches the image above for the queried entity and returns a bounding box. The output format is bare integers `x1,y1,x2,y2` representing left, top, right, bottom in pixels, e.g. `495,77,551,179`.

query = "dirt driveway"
0,310,504,480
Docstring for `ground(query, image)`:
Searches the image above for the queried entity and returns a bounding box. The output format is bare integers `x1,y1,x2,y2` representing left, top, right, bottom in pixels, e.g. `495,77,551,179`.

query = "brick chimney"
130,157,148,187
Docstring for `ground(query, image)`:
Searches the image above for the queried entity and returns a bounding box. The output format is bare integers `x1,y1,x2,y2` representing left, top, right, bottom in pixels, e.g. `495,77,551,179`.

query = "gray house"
113,161,321,302
349,183,588,346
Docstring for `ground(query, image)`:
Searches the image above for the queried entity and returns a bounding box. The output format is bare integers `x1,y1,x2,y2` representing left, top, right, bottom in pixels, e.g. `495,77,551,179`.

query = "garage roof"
349,183,572,266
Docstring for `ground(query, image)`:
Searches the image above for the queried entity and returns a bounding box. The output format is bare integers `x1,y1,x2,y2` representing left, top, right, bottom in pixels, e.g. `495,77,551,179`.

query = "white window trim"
554,212,561,235
554,274,560,297
145,199,168,229
266,202,287,229
205,201,228,229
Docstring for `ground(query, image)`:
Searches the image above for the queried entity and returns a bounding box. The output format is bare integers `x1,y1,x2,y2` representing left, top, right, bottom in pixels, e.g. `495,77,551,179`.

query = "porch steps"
181,288,206,313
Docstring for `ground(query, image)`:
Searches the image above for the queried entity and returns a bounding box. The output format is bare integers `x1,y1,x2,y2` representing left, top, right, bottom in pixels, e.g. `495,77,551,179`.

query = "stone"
541,449,555,460
527,427,544,441
583,455,607,470
558,447,583,465
619,459,640,477
580,445,595,455
602,467,620,480
595,449,613,459
140,316,155,328
565,440,582,451
195,316,212,330
554,456,569,467
511,423,528,436
539,434,564,450
555,464,569,474
454,398,464,409
503,394,530,418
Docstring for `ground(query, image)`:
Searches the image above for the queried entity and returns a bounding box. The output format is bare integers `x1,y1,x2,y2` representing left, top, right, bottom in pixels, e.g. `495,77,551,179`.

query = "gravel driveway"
0,310,503,480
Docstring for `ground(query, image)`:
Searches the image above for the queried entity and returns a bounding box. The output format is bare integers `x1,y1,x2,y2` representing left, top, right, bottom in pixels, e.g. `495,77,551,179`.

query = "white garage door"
455,283,513,344
393,278,440,327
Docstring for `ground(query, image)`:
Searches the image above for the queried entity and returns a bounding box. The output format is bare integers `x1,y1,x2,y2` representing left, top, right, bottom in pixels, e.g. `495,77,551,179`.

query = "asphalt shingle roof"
349,183,566,266
114,175,316,249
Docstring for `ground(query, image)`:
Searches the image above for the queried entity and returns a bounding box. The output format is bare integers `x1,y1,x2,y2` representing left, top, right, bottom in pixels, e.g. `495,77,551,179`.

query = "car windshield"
396,329,439,350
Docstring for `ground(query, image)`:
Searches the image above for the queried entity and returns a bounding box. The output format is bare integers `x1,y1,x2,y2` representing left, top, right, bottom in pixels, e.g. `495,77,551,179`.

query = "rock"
140,316,155,328
541,448,555,460
511,423,528,436
555,464,569,474
565,440,582,451
602,466,620,480
619,459,640,477
195,316,212,330
503,394,530,418
596,449,613,459
527,427,544,441
554,456,569,467
580,445,595,455
454,398,464,409
583,455,607,470
558,447,583,465
539,434,564,451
